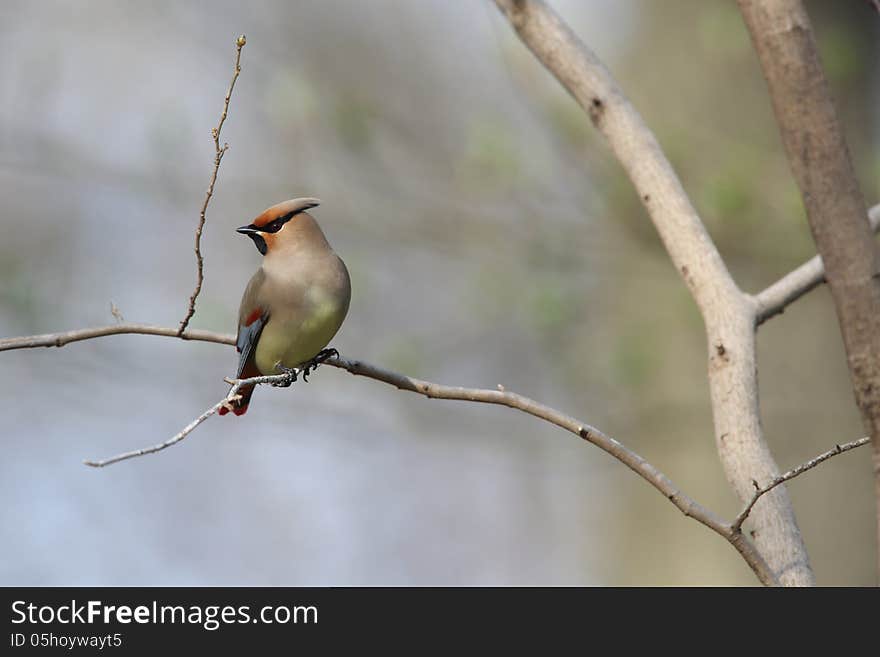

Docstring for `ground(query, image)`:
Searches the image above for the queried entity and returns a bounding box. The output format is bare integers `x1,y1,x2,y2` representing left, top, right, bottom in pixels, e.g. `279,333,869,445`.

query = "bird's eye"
263,211,296,233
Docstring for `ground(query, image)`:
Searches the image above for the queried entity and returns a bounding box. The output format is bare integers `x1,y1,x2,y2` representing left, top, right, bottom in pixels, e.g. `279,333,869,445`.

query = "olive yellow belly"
254,292,348,374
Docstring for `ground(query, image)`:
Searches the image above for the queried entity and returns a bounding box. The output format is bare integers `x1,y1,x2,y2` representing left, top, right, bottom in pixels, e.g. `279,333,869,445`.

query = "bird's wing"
235,269,269,378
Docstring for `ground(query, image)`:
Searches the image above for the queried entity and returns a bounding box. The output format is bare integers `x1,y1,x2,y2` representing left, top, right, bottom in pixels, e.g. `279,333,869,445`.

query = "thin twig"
754,205,880,324
84,369,294,468
177,34,247,335
22,321,773,585
84,399,228,468
732,437,871,531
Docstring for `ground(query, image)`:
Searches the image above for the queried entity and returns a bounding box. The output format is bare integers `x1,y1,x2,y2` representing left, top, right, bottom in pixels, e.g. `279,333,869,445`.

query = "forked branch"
755,205,880,324
492,0,812,585
733,437,870,531
5,12,873,586
47,320,865,585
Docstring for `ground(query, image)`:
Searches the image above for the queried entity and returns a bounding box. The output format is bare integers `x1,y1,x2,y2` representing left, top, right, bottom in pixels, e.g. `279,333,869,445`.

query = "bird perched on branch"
220,198,351,416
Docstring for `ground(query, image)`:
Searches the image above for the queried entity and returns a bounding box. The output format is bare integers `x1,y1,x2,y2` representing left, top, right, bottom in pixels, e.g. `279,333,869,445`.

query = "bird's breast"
253,256,351,373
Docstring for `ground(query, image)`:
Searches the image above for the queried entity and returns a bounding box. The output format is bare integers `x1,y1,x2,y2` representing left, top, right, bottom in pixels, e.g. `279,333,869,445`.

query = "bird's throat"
248,234,267,255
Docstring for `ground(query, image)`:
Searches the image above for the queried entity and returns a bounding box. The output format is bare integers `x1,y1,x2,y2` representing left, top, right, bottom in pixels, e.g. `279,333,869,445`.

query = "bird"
219,198,351,416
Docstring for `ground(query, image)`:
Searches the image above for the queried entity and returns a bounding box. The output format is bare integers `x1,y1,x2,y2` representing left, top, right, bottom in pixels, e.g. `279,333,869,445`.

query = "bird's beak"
237,224,268,255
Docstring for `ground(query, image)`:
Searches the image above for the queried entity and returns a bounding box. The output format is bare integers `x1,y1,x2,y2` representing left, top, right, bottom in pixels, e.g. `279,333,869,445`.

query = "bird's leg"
272,362,299,387
299,348,339,382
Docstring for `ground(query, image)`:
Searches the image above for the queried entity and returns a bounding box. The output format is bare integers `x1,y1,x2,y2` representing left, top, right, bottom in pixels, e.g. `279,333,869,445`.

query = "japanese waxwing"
219,198,351,416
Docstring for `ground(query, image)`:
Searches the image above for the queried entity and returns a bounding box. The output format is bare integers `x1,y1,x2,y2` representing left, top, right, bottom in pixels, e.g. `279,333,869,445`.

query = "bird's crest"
252,198,321,229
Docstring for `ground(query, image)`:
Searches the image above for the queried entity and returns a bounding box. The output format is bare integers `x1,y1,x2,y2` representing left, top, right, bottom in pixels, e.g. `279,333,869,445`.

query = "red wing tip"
218,406,229,416
244,309,263,326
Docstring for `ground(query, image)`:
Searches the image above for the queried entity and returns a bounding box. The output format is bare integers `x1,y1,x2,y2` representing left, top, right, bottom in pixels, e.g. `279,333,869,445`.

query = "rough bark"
737,0,880,577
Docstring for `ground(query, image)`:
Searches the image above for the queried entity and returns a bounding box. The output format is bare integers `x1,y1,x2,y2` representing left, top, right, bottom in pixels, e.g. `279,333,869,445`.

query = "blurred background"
1,0,878,585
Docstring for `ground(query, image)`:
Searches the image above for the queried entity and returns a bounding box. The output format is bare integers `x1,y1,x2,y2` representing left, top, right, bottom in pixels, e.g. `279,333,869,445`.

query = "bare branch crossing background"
2,2,878,586
177,35,247,335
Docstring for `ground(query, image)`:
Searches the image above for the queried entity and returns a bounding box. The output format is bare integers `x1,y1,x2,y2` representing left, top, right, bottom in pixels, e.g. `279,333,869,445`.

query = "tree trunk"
737,0,880,579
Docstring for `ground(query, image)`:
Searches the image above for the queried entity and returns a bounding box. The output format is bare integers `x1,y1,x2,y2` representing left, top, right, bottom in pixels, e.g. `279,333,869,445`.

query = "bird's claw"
299,348,339,382
272,362,298,387
272,349,338,385
317,348,339,362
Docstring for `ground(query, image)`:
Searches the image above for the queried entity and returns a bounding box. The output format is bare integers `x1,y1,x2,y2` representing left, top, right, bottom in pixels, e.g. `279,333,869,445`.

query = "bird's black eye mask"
236,210,298,255
261,211,297,234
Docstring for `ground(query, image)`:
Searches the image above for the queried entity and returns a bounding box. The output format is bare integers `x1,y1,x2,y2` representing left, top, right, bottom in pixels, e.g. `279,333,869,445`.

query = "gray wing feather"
236,315,266,377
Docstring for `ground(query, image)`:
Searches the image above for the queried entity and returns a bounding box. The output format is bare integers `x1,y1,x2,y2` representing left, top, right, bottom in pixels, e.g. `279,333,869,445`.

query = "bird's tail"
219,359,260,417
219,384,255,416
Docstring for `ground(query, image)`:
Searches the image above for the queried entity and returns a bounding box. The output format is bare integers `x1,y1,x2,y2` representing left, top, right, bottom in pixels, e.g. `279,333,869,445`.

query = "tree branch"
83,369,293,468
21,318,875,581
755,206,880,324
733,437,871,532
493,0,813,585
39,323,773,584
11,11,859,585
0,323,234,352
177,34,246,335
737,0,880,578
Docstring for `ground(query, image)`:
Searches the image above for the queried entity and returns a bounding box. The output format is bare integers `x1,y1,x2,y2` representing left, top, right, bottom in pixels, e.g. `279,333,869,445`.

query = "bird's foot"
299,348,339,382
315,347,339,364
272,362,299,387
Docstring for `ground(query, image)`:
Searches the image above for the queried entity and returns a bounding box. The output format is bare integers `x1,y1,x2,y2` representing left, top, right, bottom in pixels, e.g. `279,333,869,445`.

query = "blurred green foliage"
265,69,320,129
457,119,521,191
611,326,658,389
0,257,41,332
332,91,376,152
381,336,425,378
526,275,576,335
696,2,751,57
819,25,866,84
544,96,591,149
